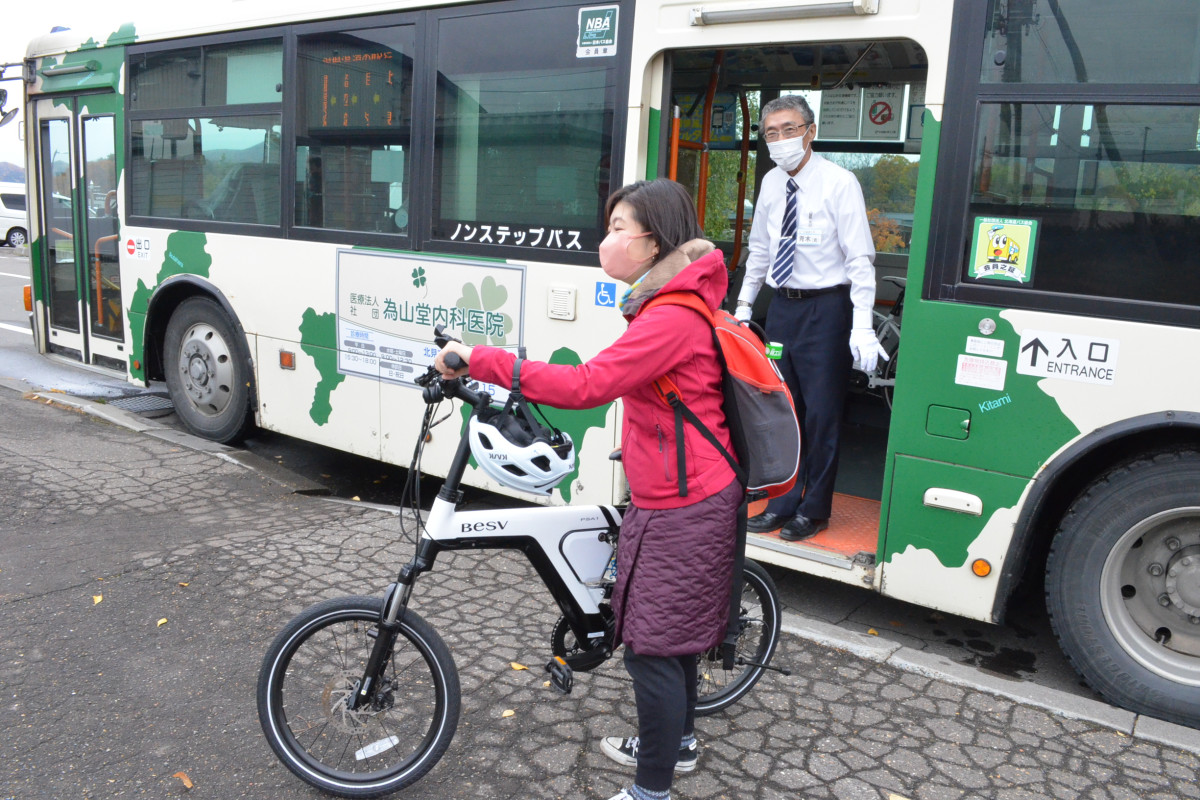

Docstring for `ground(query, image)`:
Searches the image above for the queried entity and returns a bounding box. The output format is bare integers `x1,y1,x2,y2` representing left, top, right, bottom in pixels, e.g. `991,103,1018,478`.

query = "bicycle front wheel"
257,596,460,798
695,559,782,715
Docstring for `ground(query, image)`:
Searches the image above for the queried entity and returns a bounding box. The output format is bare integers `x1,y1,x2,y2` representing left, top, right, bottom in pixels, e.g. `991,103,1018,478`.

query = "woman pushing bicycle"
435,179,740,800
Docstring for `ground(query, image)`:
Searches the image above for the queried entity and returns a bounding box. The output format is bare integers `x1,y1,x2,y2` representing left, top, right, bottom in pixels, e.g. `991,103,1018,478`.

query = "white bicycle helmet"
468,355,575,496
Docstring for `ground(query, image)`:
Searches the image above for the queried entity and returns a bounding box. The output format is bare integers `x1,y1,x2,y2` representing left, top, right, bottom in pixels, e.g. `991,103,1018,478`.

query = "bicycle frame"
355,377,622,710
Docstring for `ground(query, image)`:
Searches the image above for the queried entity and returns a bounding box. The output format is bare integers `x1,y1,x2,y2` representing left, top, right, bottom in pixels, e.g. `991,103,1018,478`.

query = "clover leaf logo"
457,277,514,346
411,267,426,288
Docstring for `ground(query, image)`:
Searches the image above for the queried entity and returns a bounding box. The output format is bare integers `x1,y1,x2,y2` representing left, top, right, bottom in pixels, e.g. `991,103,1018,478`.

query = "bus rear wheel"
164,296,254,444
1046,449,1200,728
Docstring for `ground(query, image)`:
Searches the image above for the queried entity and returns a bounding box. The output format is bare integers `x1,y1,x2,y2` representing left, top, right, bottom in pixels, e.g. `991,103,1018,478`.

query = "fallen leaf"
93,595,103,605
351,496,361,501
320,474,331,479
543,681,551,688
157,618,168,627
173,771,194,789
501,709,515,718
510,662,528,671
867,628,878,636
178,582,189,587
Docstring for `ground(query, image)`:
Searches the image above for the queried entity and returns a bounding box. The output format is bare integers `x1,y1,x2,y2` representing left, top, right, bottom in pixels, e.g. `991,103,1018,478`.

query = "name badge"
795,227,823,247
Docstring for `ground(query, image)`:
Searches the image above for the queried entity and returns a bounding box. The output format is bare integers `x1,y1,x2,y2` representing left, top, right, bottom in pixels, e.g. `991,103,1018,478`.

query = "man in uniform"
735,95,886,541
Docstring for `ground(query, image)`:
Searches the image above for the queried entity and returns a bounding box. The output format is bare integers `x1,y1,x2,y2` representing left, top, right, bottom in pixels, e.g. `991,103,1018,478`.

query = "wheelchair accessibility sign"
595,281,617,307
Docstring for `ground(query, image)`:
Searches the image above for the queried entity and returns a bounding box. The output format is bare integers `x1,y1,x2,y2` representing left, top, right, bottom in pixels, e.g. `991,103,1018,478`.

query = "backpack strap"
645,292,748,495
721,497,748,670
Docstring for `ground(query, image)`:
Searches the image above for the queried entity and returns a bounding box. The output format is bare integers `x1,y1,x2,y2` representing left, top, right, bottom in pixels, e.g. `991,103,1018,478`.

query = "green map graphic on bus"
299,309,345,425
968,217,1038,283
128,232,213,376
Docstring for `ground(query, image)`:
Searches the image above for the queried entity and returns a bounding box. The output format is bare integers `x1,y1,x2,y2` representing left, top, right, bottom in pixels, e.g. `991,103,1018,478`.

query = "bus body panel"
121,227,630,503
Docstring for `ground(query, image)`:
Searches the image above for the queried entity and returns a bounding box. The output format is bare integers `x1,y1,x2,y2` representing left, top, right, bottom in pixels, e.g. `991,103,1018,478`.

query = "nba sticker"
577,5,619,58
968,217,1039,283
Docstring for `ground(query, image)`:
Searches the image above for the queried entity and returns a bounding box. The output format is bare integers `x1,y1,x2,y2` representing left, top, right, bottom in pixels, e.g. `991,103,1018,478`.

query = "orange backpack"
643,291,800,501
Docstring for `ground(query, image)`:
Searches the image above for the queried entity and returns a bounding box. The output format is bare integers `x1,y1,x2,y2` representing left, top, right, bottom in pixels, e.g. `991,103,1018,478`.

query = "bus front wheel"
1046,449,1200,728
164,296,254,444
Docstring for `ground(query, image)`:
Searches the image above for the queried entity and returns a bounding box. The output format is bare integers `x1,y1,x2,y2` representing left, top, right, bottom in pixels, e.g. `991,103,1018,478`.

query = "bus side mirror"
0,89,15,128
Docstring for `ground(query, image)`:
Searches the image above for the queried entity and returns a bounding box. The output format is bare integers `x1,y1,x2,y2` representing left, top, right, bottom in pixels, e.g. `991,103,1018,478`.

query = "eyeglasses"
762,122,810,143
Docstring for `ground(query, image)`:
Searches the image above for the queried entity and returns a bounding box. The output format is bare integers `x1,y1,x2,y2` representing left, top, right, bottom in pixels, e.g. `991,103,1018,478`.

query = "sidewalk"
0,379,1198,799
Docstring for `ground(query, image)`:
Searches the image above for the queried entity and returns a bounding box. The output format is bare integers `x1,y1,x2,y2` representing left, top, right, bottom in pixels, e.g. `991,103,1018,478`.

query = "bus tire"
164,296,254,444
1046,449,1200,728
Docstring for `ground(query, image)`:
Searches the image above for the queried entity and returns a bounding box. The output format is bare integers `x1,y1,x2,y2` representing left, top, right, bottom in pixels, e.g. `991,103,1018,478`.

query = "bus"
20,0,1200,728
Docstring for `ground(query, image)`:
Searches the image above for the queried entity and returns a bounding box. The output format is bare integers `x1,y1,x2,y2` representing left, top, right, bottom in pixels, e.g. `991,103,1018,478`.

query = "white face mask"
767,136,808,172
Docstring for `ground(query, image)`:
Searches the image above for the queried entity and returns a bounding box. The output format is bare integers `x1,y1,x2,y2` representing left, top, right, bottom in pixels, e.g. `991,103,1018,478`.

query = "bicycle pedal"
545,656,574,695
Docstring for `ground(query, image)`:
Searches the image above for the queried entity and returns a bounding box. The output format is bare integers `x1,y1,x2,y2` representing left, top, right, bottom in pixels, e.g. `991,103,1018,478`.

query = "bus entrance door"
34,95,124,371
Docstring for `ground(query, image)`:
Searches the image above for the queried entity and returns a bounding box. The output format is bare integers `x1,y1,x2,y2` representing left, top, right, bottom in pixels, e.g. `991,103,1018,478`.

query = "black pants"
624,647,699,792
764,288,853,520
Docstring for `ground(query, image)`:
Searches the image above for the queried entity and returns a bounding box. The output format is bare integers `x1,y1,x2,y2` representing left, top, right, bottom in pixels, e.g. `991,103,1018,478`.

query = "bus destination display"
304,46,406,131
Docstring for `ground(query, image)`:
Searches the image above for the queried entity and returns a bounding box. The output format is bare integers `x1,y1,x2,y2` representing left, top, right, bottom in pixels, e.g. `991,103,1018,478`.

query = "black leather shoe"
747,512,792,533
779,515,829,541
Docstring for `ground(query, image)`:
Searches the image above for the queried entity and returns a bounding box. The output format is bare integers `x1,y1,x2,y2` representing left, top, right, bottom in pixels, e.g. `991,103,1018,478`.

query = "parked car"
0,181,29,247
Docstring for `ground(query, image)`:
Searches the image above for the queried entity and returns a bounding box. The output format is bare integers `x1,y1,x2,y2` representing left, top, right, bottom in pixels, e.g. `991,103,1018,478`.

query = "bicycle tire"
695,559,782,715
257,596,460,798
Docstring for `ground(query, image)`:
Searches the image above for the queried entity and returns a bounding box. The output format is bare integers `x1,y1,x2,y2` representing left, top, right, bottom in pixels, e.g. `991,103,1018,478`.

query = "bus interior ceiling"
665,40,928,550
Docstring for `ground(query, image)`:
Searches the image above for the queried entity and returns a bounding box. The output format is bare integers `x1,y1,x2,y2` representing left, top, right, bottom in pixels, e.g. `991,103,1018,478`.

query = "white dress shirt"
739,153,877,329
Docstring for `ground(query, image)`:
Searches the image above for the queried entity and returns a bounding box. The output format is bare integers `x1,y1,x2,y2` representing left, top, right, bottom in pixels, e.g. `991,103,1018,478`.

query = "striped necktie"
771,178,799,287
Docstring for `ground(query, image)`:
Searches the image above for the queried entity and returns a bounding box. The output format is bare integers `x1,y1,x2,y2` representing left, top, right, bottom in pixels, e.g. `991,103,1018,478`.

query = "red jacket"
469,241,736,508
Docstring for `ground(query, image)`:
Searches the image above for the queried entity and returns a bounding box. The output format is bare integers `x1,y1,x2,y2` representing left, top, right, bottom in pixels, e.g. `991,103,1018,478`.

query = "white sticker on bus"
955,354,1007,391
965,336,1004,358
1016,329,1118,386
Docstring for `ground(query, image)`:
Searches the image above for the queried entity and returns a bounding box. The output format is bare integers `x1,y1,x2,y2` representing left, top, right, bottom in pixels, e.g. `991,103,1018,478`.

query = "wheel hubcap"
177,322,234,417
1101,507,1200,685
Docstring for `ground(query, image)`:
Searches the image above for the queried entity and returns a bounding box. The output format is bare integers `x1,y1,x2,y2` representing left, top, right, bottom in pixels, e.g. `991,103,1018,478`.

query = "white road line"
0,271,30,279
0,322,31,336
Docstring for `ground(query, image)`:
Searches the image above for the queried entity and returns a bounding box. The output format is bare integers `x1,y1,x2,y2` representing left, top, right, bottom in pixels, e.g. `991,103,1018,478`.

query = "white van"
1,181,29,247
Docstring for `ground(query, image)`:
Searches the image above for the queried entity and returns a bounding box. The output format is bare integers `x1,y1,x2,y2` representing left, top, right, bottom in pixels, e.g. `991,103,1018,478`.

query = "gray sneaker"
599,736,699,773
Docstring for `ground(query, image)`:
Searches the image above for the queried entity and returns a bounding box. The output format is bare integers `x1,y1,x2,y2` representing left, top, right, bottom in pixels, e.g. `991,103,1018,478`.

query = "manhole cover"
108,393,175,417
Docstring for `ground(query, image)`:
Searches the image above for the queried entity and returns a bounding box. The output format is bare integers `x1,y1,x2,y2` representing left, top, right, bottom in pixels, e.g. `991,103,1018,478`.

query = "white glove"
734,304,752,322
849,328,889,374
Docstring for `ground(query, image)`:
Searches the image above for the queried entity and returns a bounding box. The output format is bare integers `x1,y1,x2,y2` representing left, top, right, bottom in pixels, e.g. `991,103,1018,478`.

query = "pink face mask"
599,231,654,283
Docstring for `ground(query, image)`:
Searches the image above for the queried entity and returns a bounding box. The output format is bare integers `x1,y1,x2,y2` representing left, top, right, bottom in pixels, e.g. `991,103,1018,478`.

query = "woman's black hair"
604,179,704,265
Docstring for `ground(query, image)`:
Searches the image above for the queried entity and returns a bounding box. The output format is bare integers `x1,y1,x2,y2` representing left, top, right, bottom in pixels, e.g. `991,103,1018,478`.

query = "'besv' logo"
462,520,508,532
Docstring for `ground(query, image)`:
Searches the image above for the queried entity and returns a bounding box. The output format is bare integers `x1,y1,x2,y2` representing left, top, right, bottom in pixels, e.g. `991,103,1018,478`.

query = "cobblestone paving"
1,394,1198,799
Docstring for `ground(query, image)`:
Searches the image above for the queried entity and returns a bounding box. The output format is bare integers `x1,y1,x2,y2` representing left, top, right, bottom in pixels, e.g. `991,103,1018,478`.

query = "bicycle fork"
350,537,441,711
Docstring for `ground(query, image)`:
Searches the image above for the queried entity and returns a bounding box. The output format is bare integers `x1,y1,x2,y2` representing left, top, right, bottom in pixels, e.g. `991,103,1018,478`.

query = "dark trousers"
764,288,853,520
624,647,698,792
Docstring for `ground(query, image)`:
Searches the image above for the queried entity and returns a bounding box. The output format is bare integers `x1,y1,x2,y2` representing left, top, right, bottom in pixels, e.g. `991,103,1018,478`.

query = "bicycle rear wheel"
257,596,460,798
695,559,781,715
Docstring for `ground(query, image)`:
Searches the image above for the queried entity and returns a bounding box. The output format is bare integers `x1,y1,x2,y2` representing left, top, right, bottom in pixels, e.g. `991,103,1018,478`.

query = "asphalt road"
1,381,1198,800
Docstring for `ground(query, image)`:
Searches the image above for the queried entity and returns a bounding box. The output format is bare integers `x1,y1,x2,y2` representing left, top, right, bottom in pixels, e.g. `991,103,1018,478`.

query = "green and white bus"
20,0,1200,727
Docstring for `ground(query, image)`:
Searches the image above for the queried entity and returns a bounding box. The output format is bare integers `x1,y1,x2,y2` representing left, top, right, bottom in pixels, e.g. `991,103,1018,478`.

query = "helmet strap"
512,346,526,393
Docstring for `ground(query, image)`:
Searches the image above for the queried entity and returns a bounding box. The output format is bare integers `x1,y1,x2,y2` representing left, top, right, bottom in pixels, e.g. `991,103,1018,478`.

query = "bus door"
663,40,927,572
35,95,124,370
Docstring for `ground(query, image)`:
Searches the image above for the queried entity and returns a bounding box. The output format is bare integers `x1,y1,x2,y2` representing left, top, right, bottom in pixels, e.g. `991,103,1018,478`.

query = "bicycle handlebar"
413,325,490,410
434,324,468,372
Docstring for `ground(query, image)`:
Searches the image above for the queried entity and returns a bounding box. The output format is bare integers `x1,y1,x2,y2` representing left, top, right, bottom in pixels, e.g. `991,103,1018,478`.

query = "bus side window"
294,26,415,237
966,102,1200,308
